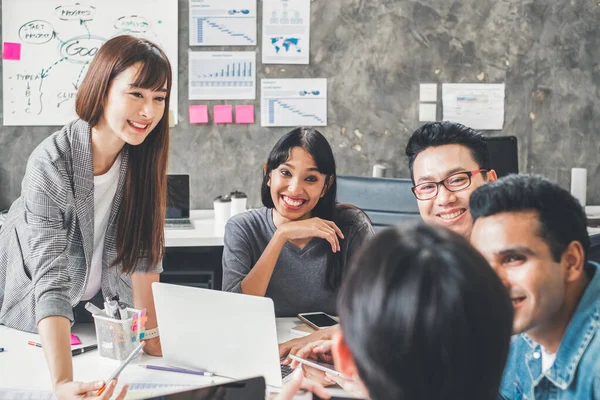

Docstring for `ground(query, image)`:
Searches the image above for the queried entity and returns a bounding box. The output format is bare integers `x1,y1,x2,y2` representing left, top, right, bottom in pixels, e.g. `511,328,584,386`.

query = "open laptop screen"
166,174,190,219
485,136,519,178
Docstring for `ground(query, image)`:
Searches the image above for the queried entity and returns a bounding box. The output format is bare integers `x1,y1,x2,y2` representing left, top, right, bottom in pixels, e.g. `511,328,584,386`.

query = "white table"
0,318,302,391
168,209,600,248
165,210,225,247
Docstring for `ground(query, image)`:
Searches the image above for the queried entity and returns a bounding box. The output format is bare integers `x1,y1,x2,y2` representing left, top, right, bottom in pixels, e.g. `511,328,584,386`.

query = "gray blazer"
0,119,162,333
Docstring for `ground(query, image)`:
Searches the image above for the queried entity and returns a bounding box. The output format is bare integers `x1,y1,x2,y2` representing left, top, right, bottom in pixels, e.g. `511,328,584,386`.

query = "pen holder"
92,308,147,361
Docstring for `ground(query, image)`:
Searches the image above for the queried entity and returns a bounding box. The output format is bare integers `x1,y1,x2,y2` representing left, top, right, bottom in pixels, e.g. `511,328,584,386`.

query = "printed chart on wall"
189,51,256,100
262,0,310,64
442,83,505,130
189,0,256,46
1,0,178,126
261,79,327,127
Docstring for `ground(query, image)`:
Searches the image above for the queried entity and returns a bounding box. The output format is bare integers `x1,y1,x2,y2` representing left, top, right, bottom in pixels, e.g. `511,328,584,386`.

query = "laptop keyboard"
165,219,193,229
166,219,191,225
281,364,294,379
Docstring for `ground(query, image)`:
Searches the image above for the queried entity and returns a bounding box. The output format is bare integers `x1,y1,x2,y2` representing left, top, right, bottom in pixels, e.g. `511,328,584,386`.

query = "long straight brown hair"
75,35,172,274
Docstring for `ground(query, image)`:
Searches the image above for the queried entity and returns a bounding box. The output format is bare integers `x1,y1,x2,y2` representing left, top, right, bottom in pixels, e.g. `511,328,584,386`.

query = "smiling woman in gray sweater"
222,127,374,317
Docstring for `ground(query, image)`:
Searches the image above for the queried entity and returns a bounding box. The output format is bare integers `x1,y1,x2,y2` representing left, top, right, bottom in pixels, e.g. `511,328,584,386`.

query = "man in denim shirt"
470,174,600,399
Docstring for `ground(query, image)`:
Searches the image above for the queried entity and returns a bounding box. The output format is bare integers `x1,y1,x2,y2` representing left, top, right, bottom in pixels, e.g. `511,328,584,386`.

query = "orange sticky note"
236,105,254,124
3,42,21,60
214,105,232,124
189,105,208,124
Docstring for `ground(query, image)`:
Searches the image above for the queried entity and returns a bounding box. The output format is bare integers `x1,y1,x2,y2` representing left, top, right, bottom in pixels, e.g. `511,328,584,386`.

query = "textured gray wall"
1,0,599,210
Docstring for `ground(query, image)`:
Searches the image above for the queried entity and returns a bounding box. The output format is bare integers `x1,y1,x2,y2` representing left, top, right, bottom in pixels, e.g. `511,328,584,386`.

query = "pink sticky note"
70,334,81,346
189,105,208,124
3,42,21,60
236,105,255,124
214,105,233,124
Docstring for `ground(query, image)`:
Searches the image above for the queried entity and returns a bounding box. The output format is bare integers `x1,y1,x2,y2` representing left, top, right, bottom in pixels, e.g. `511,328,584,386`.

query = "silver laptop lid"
152,282,283,387
166,174,190,219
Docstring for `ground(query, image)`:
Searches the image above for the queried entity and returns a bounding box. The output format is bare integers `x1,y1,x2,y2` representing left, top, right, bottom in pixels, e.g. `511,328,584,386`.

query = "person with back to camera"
0,35,172,400
273,222,514,400
222,127,374,317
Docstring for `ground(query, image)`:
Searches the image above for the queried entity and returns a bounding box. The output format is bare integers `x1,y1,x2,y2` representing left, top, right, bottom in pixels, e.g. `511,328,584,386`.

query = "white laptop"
165,174,194,229
152,282,293,387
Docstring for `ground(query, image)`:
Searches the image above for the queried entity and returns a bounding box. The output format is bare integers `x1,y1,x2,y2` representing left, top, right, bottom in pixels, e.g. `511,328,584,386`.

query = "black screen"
166,174,190,219
485,136,519,178
303,313,338,327
145,377,265,400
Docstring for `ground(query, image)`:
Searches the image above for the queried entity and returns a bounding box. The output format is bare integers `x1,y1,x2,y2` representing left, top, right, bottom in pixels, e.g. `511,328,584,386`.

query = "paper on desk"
0,390,56,399
442,83,505,130
0,384,192,400
125,391,154,400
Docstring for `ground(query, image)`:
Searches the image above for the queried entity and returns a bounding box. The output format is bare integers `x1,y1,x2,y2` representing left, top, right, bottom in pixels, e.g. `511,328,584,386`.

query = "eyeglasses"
412,169,487,200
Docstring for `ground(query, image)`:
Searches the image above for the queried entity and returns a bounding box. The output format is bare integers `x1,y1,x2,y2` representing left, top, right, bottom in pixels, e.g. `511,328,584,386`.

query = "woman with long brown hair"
0,35,171,399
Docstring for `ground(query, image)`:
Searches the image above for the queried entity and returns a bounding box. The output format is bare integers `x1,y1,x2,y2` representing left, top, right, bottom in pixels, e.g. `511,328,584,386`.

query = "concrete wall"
1,0,599,210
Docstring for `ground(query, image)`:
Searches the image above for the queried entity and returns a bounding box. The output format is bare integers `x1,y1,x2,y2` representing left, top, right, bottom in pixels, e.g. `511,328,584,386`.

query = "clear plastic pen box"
92,308,147,360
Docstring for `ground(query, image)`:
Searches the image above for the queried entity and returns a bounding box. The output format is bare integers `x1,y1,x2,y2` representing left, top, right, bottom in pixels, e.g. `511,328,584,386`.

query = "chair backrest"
336,175,420,230
485,136,519,178
589,232,600,264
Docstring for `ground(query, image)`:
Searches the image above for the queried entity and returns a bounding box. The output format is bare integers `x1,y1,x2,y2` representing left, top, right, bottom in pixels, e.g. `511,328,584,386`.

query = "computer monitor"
166,174,190,219
485,136,519,178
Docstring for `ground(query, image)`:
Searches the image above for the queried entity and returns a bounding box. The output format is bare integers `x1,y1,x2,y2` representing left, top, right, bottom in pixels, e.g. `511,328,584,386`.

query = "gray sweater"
222,206,374,317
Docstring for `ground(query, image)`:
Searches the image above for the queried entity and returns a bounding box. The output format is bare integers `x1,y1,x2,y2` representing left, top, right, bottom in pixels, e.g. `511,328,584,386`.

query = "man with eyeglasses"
405,121,498,239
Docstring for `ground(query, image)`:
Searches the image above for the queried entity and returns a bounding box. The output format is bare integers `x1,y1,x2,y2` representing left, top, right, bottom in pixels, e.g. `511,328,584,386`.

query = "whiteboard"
1,0,178,126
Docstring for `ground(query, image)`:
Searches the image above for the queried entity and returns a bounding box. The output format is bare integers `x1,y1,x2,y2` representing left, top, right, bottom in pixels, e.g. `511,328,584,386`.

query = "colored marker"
72,344,98,356
0,348,5,352
28,341,42,348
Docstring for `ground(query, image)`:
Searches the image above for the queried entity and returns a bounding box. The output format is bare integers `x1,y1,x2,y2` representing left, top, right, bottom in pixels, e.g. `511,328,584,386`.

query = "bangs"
269,145,323,173
131,50,171,92
267,134,331,175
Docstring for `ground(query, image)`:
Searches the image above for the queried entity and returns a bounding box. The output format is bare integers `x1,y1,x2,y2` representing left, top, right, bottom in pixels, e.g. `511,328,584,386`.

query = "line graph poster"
261,79,327,127
1,0,178,126
189,0,256,46
262,0,310,64
189,51,256,100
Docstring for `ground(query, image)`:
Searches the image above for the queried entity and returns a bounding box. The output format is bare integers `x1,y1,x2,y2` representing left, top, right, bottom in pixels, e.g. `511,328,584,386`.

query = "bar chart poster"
262,0,310,64
189,0,256,46
261,79,327,127
189,51,256,100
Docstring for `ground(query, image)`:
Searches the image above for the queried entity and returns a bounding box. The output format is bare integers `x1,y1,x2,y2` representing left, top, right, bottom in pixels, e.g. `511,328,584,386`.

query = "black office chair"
485,136,519,177
336,175,420,231
589,233,600,264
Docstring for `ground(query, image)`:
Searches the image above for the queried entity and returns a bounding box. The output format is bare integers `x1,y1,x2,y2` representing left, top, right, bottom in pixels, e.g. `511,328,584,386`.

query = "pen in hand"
96,342,145,396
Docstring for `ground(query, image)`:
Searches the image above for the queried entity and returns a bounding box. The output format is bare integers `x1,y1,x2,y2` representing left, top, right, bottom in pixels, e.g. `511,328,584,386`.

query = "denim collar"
521,261,600,389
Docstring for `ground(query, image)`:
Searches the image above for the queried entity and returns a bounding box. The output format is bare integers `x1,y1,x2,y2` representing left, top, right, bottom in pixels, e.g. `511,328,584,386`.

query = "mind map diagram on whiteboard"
2,1,178,126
